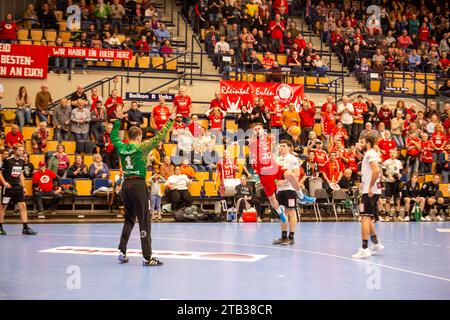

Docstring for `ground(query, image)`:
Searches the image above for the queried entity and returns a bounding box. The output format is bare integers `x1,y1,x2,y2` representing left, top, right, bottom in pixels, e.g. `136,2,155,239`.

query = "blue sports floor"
1,222,449,300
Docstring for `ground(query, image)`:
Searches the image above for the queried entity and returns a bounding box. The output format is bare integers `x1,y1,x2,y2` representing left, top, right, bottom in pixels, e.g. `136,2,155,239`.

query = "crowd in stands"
190,0,329,77
305,0,450,77
1,77,450,221
0,0,175,69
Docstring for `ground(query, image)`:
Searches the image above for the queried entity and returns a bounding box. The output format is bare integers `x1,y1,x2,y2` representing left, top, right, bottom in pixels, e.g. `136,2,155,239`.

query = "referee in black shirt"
0,144,37,235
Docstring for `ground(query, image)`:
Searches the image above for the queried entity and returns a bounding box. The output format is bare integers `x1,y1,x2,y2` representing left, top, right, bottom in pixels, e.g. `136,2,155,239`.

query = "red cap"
38,161,46,167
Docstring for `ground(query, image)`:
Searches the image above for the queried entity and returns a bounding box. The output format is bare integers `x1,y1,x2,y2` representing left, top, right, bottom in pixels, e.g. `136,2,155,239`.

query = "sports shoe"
352,248,372,259
436,215,444,221
277,205,287,223
273,238,290,245
257,217,262,223
0,228,6,236
118,252,129,264
379,216,385,222
425,216,432,221
420,216,427,222
299,194,316,204
288,238,295,245
404,216,410,222
70,70,75,74
22,227,37,235
369,243,384,255
143,258,163,266
82,70,87,75
238,217,243,223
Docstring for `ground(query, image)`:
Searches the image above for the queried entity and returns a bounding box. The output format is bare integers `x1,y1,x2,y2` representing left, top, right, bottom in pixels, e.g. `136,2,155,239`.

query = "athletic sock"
0,223,3,230
288,232,294,240
370,235,379,244
281,231,287,239
23,223,28,229
296,189,305,199
362,240,369,249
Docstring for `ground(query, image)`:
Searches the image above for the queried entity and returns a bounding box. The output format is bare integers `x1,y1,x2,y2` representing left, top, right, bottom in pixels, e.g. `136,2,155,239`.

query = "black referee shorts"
361,193,380,217
1,188,25,206
384,181,400,199
276,190,297,209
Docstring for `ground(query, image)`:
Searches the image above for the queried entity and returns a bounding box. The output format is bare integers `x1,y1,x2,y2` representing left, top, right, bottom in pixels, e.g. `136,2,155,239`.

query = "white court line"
28,232,450,284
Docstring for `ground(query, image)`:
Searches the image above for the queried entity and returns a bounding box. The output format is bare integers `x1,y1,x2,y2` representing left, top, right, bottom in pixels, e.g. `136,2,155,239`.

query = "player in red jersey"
377,130,397,162
249,123,315,223
215,150,239,197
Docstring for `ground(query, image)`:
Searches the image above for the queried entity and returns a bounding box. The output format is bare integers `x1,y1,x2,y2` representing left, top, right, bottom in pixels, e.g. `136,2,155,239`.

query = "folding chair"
313,188,334,221
331,190,350,221
298,188,319,221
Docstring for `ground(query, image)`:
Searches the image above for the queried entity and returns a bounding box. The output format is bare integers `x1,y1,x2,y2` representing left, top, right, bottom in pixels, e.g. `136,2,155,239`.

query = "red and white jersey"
432,132,447,151
174,95,192,116
249,134,278,175
323,159,343,182
217,158,237,180
173,122,187,131
342,149,358,172
208,113,224,130
270,104,284,127
152,105,170,130
352,102,366,122
378,138,397,162
406,137,421,156
421,140,433,163
321,110,336,135
314,149,329,171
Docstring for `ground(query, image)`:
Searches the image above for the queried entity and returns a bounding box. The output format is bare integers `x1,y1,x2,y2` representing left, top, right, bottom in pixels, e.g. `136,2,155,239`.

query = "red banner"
0,43,48,79
219,80,304,112
48,46,133,60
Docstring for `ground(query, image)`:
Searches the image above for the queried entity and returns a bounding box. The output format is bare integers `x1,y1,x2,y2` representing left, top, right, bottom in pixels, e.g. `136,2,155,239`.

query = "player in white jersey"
273,140,301,245
352,135,384,259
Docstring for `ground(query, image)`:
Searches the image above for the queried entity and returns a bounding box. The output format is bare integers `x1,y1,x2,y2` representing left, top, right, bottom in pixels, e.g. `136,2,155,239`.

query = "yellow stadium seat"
215,144,224,157
25,140,33,154
75,179,92,196
59,31,71,42
29,154,44,168
276,54,287,65
188,181,202,197
163,144,177,157
84,155,93,167
138,56,150,68
59,20,67,31
204,180,218,197
67,154,75,165
254,74,266,82
112,59,123,67
30,30,43,41
226,120,238,132
146,170,152,184
63,41,73,47
313,123,322,137
370,80,381,92
424,175,433,182
18,29,29,40
109,170,121,183
24,179,33,196
20,40,32,45
62,141,76,154
96,61,108,67
165,59,177,70
151,57,164,69
45,30,57,41
54,11,63,21
47,41,55,46
125,55,137,68
44,140,59,153
117,34,126,42
292,76,304,85
198,119,209,129
194,171,209,183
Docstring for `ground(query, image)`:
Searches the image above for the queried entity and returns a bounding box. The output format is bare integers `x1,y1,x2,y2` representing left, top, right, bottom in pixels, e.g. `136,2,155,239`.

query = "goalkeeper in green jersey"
112,109,174,266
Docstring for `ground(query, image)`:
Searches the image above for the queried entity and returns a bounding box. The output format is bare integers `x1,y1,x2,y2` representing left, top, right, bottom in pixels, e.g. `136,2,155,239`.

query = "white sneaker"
425,216,432,221
238,217,243,223
257,217,262,223
352,248,372,259
437,215,444,221
369,243,384,255
420,217,427,222
82,70,87,75
404,216,410,222
379,216,385,222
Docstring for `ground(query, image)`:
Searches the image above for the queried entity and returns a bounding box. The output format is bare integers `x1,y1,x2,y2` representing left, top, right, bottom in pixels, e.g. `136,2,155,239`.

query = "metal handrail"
191,33,204,83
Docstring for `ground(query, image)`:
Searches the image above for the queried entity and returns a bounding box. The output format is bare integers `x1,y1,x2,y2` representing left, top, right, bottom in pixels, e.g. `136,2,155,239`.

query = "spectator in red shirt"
321,95,337,113
171,114,187,142
378,102,393,130
418,22,430,43
378,130,397,162
268,14,285,53
206,107,226,139
173,88,192,125
293,33,307,51
321,102,336,149
397,29,413,49
209,91,226,111
261,51,275,69
0,13,19,42
331,121,349,147
323,150,343,190
272,0,289,16
135,35,150,56
438,52,450,73
150,96,171,132
188,114,203,138
405,131,422,173
420,132,433,174
313,141,329,173
431,123,447,162
5,125,24,150
299,100,316,146
269,96,284,131
32,161,62,215
104,90,123,120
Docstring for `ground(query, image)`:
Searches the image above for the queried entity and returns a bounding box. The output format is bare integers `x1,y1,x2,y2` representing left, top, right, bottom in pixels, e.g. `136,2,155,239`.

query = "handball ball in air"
288,126,301,136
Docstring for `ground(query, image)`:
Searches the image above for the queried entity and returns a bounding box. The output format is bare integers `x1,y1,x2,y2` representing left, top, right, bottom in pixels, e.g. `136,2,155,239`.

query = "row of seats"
230,71,329,88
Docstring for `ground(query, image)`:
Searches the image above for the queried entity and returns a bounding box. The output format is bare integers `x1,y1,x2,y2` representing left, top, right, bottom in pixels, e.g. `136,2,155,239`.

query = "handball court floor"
1,222,449,300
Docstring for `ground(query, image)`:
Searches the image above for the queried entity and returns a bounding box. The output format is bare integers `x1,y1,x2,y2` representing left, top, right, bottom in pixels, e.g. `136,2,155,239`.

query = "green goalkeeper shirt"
111,119,173,178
